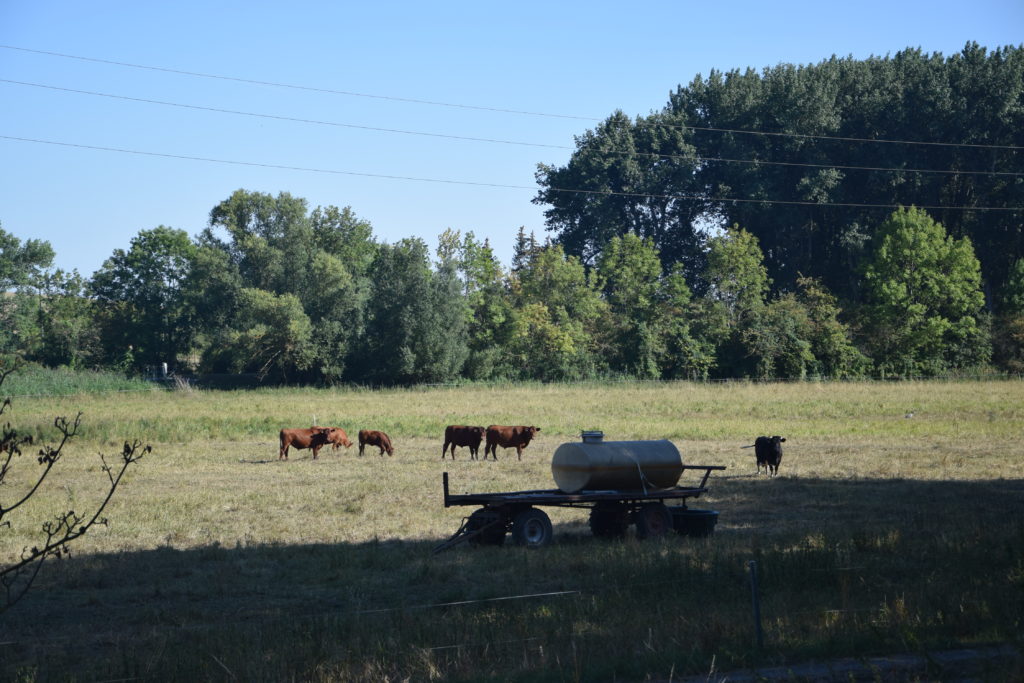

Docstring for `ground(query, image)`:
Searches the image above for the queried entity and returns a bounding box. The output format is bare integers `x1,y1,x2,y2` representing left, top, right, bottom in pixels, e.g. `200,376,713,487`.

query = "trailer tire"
467,508,506,546
589,502,629,538
635,502,672,540
511,508,553,548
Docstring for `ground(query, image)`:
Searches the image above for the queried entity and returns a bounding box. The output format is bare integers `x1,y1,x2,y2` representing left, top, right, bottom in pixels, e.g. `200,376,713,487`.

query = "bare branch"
0,363,151,614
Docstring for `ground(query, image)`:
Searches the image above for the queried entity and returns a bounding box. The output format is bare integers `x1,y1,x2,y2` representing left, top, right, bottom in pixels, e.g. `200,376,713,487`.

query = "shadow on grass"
3,476,1023,680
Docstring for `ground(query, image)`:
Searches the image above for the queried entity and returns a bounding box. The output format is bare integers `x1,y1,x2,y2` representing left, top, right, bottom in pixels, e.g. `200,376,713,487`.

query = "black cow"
754,435,786,477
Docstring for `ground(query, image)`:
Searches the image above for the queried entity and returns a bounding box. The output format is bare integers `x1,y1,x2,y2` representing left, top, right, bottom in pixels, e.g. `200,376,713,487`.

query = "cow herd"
279,424,785,477
278,426,393,460
277,424,540,462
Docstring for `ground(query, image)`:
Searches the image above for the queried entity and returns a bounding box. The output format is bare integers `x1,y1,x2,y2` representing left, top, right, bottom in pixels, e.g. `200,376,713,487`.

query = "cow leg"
517,446,522,461
312,445,320,460
358,444,365,457
442,442,449,459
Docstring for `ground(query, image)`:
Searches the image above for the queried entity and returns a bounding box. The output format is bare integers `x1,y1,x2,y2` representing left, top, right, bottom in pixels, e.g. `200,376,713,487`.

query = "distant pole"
748,560,764,648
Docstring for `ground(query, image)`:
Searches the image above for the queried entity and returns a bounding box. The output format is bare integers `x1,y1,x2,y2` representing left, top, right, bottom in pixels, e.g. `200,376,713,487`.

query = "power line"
4,79,1021,179
0,44,592,122
3,134,1021,213
3,43,1023,152
0,79,567,151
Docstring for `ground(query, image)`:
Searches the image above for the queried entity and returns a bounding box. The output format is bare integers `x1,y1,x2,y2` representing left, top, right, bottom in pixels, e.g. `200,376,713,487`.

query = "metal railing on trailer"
434,465,726,553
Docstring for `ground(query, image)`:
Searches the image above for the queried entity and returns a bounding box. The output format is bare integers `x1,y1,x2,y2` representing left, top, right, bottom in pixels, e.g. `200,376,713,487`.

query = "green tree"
534,110,707,280
203,288,315,381
863,206,988,374
437,230,513,380
0,225,54,291
596,234,665,377
200,190,377,382
703,226,770,326
508,244,608,380
796,277,869,378
0,226,56,362
993,258,1024,372
356,239,468,384
33,270,101,369
538,45,1024,304
89,226,198,371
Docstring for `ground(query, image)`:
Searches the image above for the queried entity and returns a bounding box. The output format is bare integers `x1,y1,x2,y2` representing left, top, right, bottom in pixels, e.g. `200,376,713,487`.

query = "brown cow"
442,425,486,460
313,426,354,451
279,427,333,460
484,425,540,461
359,429,394,457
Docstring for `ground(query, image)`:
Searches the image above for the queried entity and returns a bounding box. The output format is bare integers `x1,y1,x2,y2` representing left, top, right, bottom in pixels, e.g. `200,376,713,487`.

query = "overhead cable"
0,44,591,121
3,43,1022,152
3,79,1020,178
3,134,1021,213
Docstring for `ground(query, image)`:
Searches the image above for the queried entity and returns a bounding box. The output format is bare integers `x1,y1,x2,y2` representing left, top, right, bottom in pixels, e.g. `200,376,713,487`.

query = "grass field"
2,379,1023,681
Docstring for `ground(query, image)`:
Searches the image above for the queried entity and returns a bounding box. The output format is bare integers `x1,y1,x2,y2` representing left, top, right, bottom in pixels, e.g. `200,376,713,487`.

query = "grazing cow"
279,427,333,461
754,435,786,477
359,429,394,457
313,426,354,451
442,425,486,460
484,425,540,461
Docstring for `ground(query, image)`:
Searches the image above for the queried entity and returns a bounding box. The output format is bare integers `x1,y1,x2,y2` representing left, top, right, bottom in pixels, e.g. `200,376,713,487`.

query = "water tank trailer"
434,432,725,552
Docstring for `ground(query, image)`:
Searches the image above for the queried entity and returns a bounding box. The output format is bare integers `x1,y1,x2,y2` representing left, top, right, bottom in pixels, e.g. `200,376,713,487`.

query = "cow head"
524,426,540,441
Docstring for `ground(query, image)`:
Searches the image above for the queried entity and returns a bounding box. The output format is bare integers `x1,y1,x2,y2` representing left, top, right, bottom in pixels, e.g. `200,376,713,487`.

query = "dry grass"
2,379,1023,681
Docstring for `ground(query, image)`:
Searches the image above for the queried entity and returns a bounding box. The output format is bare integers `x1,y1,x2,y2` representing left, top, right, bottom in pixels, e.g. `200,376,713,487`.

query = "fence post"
748,560,764,648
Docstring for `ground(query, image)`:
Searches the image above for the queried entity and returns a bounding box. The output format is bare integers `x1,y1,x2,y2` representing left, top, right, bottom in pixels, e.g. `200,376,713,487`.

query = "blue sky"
1,1,1022,277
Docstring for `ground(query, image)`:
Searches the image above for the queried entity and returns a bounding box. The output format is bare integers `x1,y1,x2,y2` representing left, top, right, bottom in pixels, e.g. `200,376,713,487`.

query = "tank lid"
580,430,604,443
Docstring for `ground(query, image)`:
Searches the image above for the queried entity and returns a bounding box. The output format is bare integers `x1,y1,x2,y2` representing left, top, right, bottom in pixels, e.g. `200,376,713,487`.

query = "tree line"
2,43,1022,384
0,190,1016,384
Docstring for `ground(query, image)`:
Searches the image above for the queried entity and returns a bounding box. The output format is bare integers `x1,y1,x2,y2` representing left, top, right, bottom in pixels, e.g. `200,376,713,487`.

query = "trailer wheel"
589,502,629,538
511,508,553,548
467,508,506,546
635,502,672,540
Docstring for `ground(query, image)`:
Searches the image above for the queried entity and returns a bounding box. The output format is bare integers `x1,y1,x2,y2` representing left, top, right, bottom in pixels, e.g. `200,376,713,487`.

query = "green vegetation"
1,380,1022,680
0,364,156,397
3,44,1023,385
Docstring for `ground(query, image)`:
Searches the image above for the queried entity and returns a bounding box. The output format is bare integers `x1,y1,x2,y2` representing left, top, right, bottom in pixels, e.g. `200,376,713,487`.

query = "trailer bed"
435,465,725,553
443,465,724,508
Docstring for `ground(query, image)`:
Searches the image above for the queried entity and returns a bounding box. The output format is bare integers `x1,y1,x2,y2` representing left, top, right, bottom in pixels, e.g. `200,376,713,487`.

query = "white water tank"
551,431,684,493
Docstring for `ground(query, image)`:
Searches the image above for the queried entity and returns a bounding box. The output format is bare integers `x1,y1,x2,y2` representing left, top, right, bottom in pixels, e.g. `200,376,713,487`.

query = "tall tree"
89,226,198,371
596,234,665,377
508,244,608,380
0,226,57,362
537,45,1024,307
33,269,100,369
535,110,708,282
437,230,512,380
203,288,316,382
200,190,376,382
356,239,468,384
863,206,988,374
0,225,54,291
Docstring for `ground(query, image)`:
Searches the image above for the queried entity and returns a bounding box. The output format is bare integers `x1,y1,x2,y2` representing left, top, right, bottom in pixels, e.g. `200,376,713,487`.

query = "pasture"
2,379,1023,681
